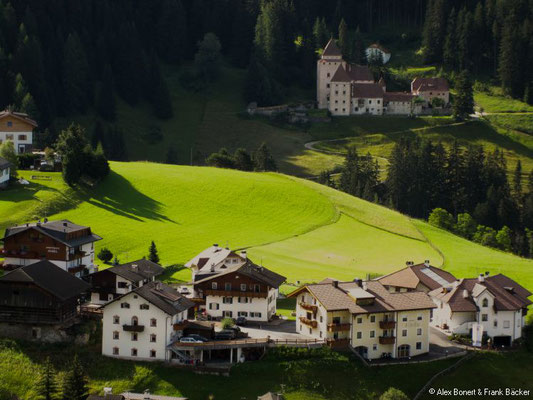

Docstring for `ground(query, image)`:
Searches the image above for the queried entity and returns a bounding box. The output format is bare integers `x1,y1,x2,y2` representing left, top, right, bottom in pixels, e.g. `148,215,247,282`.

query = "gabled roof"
258,393,284,400
330,64,351,82
3,220,102,247
429,274,532,312
346,64,374,82
384,92,415,102
368,43,390,54
322,38,342,57
103,281,194,316
0,260,90,300
288,280,436,314
87,395,124,400
412,77,449,92
378,263,456,291
0,156,11,170
0,109,38,127
185,245,246,276
352,83,384,99
103,259,164,283
192,259,286,289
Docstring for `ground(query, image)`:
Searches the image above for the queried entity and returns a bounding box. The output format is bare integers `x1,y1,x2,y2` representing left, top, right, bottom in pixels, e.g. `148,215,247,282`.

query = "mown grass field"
1,162,532,294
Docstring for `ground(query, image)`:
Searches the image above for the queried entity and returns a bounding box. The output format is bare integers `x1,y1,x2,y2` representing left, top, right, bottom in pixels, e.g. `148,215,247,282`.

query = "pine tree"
253,142,277,171
155,0,187,63
513,159,522,197
453,70,474,121
195,32,222,82
148,241,160,263
499,14,522,97
61,355,88,400
443,8,457,70
36,357,58,400
55,124,91,186
313,17,329,50
146,55,173,119
244,55,280,106
422,0,448,64
96,65,116,121
338,18,348,57
62,33,91,113
234,148,254,171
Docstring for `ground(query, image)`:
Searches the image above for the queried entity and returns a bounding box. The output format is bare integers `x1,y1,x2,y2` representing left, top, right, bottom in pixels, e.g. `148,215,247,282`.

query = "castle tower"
317,38,343,109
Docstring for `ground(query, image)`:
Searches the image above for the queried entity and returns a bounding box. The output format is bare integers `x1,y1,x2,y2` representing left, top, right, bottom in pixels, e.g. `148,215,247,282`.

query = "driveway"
240,320,314,341
430,326,465,355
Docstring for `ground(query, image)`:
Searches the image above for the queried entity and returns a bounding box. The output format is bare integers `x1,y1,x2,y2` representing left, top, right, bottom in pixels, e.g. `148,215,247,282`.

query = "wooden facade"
2,227,69,261
0,114,36,132
195,271,270,299
0,281,78,324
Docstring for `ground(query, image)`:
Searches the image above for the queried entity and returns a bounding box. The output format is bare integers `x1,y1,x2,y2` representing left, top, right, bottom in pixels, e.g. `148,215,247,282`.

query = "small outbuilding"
366,43,391,64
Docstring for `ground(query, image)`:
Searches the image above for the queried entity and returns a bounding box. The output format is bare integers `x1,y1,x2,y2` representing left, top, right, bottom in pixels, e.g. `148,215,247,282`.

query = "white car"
179,336,204,343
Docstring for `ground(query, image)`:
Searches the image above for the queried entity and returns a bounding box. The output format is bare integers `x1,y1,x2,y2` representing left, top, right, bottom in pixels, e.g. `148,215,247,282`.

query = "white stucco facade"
205,287,278,322
102,292,187,362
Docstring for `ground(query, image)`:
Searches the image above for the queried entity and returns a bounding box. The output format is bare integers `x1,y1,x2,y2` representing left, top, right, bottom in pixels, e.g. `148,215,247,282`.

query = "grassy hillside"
1,162,531,293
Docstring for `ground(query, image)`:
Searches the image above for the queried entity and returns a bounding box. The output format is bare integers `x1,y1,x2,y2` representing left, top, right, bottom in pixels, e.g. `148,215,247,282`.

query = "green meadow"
1,162,531,294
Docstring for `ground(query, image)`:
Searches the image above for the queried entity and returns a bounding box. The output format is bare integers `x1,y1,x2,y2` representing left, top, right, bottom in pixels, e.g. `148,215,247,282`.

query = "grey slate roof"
0,157,11,170
87,395,125,400
0,260,90,300
107,259,164,282
3,220,102,247
322,38,341,57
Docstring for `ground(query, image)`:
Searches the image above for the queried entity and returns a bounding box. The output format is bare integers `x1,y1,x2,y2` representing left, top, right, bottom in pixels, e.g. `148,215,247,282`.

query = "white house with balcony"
101,281,195,362
429,273,532,346
0,109,36,154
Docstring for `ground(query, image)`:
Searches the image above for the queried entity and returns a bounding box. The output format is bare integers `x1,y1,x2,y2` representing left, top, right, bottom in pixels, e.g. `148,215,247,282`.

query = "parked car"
235,316,247,326
180,336,205,343
186,334,209,342
215,330,236,340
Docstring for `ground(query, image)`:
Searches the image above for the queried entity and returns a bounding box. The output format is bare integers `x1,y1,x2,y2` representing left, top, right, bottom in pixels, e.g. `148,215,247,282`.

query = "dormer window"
212,282,217,290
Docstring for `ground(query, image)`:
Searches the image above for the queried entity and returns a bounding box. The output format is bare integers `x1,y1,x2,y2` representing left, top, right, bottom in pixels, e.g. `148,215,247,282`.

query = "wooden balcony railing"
327,323,350,332
123,324,144,332
204,289,266,298
379,320,396,329
299,302,318,312
379,336,395,345
299,316,317,328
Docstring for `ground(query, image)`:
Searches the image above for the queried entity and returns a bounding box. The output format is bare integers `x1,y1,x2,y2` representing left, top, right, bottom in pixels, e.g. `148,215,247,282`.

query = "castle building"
317,39,449,116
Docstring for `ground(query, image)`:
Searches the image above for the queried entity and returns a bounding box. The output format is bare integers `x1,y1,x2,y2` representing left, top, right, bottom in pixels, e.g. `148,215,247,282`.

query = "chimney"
424,260,430,266
63,222,67,227
213,243,218,247
354,278,362,287
332,280,339,288
241,250,247,259
131,264,138,271
406,261,413,266
478,274,485,283
156,282,162,291
462,289,469,299
362,281,367,290
43,217,48,223
485,271,490,277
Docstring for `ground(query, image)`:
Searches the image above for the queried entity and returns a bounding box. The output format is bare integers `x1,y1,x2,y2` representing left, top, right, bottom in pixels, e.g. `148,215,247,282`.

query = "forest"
0,0,531,143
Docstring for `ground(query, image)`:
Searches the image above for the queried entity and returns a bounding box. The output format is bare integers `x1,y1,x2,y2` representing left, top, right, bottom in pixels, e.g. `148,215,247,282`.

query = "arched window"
131,316,138,326
482,298,489,307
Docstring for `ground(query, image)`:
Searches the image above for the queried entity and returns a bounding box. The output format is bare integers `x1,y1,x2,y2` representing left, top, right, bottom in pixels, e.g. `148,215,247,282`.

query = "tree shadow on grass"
80,170,177,224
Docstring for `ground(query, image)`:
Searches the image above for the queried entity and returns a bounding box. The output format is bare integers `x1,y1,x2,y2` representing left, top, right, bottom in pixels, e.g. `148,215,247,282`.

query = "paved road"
429,326,465,355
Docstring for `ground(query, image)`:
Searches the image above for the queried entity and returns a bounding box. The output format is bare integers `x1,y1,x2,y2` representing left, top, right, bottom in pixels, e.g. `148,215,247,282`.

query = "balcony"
204,289,266,298
379,320,396,329
1,249,40,259
68,265,86,274
299,302,318,312
123,324,144,332
327,323,350,332
379,336,395,345
299,316,317,328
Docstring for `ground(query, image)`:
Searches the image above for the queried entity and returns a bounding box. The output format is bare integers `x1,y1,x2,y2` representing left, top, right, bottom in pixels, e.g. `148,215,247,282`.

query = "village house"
88,389,188,400
317,39,448,116
0,109,37,154
1,219,101,276
101,281,194,362
186,245,286,322
429,272,532,346
0,156,11,189
88,259,164,305
377,261,457,293
366,43,391,64
288,278,436,360
0,260,90,341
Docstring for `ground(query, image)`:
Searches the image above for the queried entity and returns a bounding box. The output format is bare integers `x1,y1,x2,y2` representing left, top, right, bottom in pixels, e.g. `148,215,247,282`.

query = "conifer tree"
96,65,116,121
36,357,58,400
234,148,254,171
61,355,88,400
155,0,187,63
453,70,474,121
338,18,348,57
194,32,222,82
148,241,160,263
62,33,91,113
443,8,457,70
313,17,329,50
253,142,277,171
499,14,522,97
513,159,522,197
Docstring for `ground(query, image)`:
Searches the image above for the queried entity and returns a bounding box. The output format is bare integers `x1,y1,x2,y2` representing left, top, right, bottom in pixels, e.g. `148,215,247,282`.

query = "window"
113,315,120,324
238,297,248,303
373,344,378,351
131,348,137,357
140,304,149,310
150,318,157,327
370,315,375,323
238,311,248,317
417,315,423,321
320,331,322,338
223,297,233,304
327,73,330,78
209,303,219,310
121,302,130,309
113,331,119,340
356,317,362,324
251,312,262,318
343,91,346,95
493,320,498,328
225,283,231,291
369,100,372,104
370,330,375,338
335,91,339,95
7,121,12,127
306,312,312,320
416,342,422,350
335,100,338,104
503,320,510,329
223,311,233,317
117,282,128,289
150,350,156,358
481,314,488,322
212,282,217,290
356,332,362,339
32,327,41,339
113,347,119,355
320,316,323,323
131,316,138,326
132,333,138,341
6,134,13,140
254,284,260,292
18,134,27,140
309,328,312,334
402,316,407,322
240,284,247,291
402,329,407,337
417,328,422,336
482,298,488,307
377,100,380,104
150,334,157,343
327,83,330,88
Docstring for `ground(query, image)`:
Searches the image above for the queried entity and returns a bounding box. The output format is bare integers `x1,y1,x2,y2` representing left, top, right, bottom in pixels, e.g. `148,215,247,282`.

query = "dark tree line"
422,0,533,102
206,143,277,172
327,139,533,257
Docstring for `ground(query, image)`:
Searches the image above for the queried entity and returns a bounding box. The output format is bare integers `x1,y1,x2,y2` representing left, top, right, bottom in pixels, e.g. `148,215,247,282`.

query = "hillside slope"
1,162,531,291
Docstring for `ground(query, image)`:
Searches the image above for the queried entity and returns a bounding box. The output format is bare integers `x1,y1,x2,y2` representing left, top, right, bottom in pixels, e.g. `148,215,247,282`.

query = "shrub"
428,208,455,231
97,247,113,263
380,387,409,400
221,318,234,329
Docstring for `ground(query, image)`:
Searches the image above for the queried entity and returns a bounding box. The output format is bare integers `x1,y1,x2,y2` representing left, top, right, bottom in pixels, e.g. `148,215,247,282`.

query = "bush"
17,153,40,169
380,387,409,400
428,208,455,231
97,247,113,263
221,318,234,329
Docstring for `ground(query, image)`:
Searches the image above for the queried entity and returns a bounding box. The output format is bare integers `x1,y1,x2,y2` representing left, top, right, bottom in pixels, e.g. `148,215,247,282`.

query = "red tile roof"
384,92,415,102
412,77,449,92
346,64,374,82
330,64,352,82
352,83,384,99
